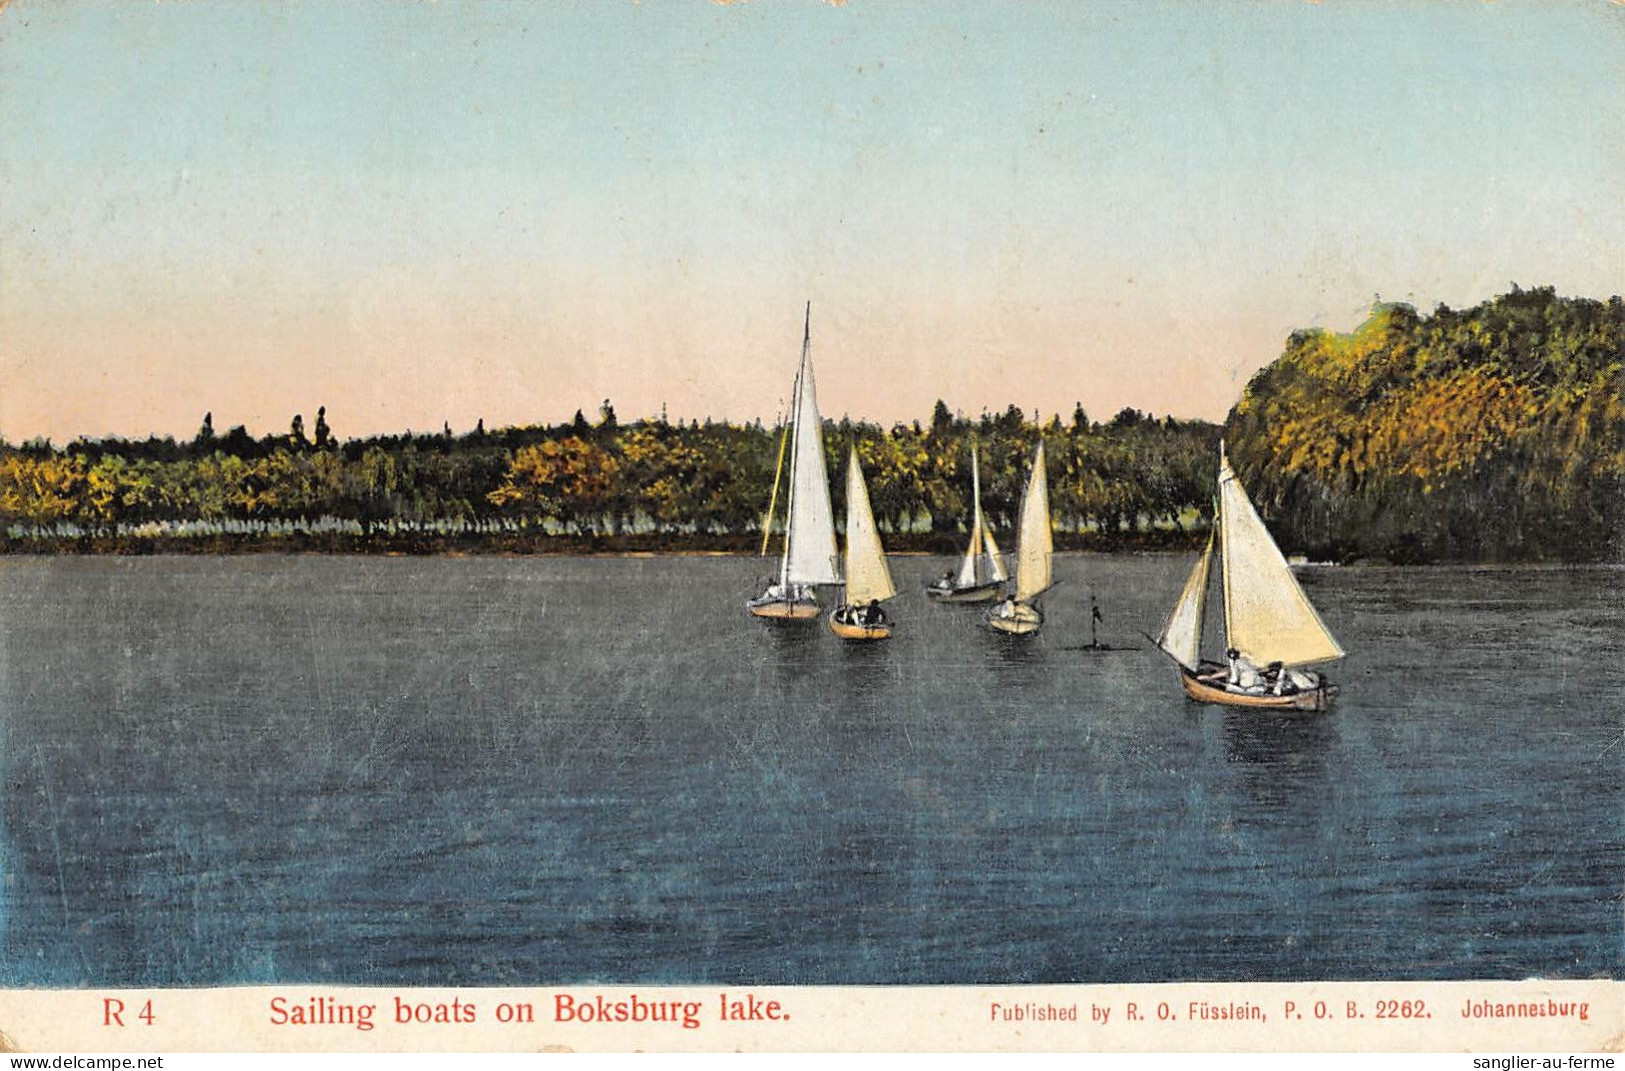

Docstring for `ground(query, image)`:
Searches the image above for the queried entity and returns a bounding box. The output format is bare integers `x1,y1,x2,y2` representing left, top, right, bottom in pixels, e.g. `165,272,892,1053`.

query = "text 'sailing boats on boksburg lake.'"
985,441,1053,636
1155,443,1345,711
747,304,839,621
829,447,897,641
926,444,1008,603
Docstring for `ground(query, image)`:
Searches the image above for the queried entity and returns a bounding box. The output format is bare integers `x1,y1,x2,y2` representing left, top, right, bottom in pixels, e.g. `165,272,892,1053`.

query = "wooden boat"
747,304,839,620
748,599,822,621
926,444,1007,603
1179,667,1329,711
828,608,891,638
985,441,1052,636
1153,443,1344,711
987,600,1042,635
829,447,897,641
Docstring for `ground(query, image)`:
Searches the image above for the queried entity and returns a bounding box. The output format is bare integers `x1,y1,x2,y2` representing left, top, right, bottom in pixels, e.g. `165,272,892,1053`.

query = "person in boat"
1272,662,1310,696
992,596,1017,619
1285,666,1321,692
861,598,888,627
1268,662,1324,696
756,581,813,606
934,570,955,591
1226,648,1265,692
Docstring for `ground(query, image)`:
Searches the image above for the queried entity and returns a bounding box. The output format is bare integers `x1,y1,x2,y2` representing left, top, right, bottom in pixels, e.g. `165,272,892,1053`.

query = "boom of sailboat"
748,306,1349,709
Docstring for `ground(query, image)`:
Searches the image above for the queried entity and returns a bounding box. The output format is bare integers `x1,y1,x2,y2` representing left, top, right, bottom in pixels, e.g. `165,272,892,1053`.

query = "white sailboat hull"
985,601,1042,635
925,580,1004,603
746,595,821,621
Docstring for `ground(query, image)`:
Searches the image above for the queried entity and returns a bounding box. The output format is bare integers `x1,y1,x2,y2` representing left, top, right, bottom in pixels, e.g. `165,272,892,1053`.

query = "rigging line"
779,350,805,587
759,405,791,558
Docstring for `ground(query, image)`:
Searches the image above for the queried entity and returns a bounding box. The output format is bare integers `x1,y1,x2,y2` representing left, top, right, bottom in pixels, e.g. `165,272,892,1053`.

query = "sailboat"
926,445,1008,603
1154,443,1344,711
985,441,1052,636
829,447,897,640
747,304,839,620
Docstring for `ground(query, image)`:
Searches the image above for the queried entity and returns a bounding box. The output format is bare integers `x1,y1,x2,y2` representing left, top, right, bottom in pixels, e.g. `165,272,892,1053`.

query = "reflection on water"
832,640,892,715
1219,709,1334,809
987,632,1045,664
1220,708,1333,766
0,556,1619,986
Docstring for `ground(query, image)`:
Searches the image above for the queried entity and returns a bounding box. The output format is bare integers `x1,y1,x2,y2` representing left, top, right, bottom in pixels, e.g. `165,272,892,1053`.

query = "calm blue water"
0,555,1618,986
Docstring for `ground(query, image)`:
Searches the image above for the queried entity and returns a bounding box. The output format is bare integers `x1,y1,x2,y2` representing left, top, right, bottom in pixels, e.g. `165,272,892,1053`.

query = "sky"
1,1,1622,442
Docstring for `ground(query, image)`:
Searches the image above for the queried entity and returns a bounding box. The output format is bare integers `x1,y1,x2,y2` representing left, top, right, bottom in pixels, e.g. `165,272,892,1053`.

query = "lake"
0,554,1618,986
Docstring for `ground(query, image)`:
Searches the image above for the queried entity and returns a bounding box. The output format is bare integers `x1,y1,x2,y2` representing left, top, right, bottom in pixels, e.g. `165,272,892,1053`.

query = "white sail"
842,447,896,605
1157,534,1212,672
1218,454,1344,666
954,446,985,587
779,312,840,587
954,526,983,587
982,523,1008,583
1012,441,1053,602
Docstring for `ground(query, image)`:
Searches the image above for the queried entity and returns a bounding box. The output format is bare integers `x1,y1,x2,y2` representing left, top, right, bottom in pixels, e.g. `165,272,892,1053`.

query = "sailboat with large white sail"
1154,443,1344,710
926,444,1008,603
985,441,1052,635
829,447,897,640
747,304,839,620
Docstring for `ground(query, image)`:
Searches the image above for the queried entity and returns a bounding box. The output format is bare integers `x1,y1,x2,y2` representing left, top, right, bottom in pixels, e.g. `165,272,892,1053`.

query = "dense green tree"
1226,288,1623,562
0,393,1236,547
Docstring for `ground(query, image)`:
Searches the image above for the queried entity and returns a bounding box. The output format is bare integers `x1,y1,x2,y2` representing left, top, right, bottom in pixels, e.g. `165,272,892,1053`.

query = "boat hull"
925,581,1003,604
828,609,893,641
985,602,1042,636
747,599,821,621
1179,668,1335,712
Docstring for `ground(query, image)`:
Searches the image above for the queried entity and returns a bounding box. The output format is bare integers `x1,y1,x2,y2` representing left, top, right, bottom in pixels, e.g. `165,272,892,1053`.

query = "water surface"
0,555,1618,985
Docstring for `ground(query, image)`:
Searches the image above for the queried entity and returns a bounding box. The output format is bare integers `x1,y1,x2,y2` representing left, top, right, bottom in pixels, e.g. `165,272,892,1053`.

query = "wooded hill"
1225,287,1624,563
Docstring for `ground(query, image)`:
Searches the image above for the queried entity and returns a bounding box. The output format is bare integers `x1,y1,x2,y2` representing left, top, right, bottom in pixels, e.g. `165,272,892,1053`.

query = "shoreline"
1,531,1615,566
0,529,1209,559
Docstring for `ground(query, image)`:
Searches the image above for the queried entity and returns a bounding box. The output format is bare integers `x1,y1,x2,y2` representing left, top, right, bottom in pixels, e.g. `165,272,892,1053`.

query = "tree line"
8,286,1616,561
0,400,1217,547
1225,287,1624,562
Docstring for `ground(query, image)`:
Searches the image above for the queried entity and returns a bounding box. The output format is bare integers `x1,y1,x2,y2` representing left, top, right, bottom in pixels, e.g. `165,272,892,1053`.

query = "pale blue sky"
2,1,1621,440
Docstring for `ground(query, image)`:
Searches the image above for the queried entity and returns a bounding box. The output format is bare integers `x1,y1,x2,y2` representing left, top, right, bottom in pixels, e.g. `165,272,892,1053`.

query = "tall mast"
778,359,803,587
778,303,813,588
970,445,985,583
1218,440,1232,650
